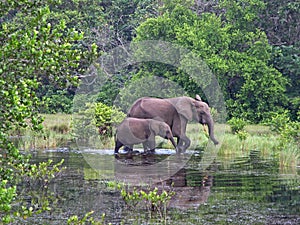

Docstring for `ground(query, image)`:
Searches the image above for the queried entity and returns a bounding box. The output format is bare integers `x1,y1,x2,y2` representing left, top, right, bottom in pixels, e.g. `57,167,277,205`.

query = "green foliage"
219,0,266,31
134,1,288,122
288,97,300,121
268,111,291,134
96,74,128,107
99,0,159,48
20,0,101,114
110,181,175,222
73,102,126,141
267,111,300,166
36,0,160,109
228,117,249,149
268,111,300,150
279,121,300,147
20,159,64,187
0,181,16,223
40,89,74,113
259,0,300,46
0,0,84,145
0,157,65,222
272,45,300,97
227,118,247,134
0,0,89,222
67,211,107,225
236,130,249,143
271,45,300,120
139,188,175,215
94,102,124,137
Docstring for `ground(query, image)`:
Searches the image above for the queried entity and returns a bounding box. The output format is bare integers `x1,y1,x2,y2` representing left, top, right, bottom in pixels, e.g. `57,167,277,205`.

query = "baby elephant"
114,118,177,154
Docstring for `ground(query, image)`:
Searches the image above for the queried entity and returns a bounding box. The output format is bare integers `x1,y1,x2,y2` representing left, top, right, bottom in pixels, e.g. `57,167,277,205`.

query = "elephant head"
172,95,219,145
150,120,177,149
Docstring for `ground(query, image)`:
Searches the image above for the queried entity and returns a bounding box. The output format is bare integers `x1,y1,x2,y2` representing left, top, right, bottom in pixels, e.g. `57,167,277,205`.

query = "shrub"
72,102,126,141
268,111,300,153
94,102,126,137
228,117,248,134
67,211,105,225
268,111,290,134
107,181,175,222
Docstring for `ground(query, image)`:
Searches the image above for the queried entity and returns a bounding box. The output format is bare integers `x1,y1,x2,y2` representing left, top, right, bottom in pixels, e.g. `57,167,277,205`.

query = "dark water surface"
19,149,300,225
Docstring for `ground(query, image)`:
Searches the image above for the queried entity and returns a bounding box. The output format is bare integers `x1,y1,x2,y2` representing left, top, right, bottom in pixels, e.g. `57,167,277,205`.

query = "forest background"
0,0,299,223
2,0,298,121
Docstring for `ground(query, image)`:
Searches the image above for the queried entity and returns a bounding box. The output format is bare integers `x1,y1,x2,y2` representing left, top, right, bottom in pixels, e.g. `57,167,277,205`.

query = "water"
17,149,300,224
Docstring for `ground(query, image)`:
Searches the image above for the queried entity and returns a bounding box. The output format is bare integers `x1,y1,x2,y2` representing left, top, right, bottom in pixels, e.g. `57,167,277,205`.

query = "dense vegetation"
0,0,299,223
2,0,298,122
49,1,300,122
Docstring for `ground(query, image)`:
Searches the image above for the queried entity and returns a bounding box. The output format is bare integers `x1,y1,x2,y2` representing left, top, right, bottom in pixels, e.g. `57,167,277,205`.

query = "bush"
268,111,291,134
268,111,300,150
228,117,248,134
72,102,126,141
94,102,126,137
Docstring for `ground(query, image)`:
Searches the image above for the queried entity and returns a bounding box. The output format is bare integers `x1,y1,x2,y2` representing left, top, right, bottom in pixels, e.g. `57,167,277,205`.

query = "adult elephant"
127,95,218,152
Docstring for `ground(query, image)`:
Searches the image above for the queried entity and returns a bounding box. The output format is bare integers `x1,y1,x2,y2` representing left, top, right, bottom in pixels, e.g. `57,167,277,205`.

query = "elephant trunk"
206,116,219,145
169,136,177,150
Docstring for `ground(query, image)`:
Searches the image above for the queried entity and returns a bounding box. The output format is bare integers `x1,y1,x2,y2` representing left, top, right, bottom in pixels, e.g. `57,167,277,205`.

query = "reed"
216,125,299,169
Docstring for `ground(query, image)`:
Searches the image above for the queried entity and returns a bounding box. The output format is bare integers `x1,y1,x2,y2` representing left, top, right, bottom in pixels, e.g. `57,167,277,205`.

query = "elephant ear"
174,97,196,121
195,94,202,101
149,120,160,135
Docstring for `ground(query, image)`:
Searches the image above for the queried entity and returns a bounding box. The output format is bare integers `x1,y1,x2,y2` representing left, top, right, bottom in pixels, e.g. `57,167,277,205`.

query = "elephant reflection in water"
156,168,213,209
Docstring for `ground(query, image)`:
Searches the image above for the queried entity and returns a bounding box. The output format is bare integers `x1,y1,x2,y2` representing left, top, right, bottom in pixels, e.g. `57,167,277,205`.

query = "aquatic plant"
67,211,108,225
108,181,175,224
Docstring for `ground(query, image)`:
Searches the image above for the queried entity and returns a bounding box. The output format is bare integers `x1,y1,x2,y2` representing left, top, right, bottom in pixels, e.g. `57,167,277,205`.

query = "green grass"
42,113,72,131
216,124,299,170
185,123,299,169
13,114,74,150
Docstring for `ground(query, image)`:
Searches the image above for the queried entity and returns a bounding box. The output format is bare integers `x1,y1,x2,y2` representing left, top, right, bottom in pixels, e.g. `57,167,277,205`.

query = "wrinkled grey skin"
127,95,218,153
114,118,177,154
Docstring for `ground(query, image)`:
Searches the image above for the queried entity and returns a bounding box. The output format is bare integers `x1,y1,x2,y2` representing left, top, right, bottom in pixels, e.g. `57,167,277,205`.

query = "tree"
33,0,160,112
258,0,300,46
133,1,288,122
0,0,90,222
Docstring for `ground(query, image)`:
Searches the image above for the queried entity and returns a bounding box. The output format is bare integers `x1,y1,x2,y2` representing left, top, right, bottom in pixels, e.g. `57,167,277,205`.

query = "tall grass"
218,134,280,157
13,114,73,150
216,124,299,170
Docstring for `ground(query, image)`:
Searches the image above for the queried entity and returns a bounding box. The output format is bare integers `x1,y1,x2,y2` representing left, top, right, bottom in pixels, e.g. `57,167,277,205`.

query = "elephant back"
127,97,177,126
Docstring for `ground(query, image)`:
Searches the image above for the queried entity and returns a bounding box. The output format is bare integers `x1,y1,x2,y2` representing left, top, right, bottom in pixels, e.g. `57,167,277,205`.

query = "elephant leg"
123,145,133,152
142,142,150,152
177,135,190,153
114,140,123,154
142,141,154,154
177,138,184,153
146,136,156,153
126,145,133,153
